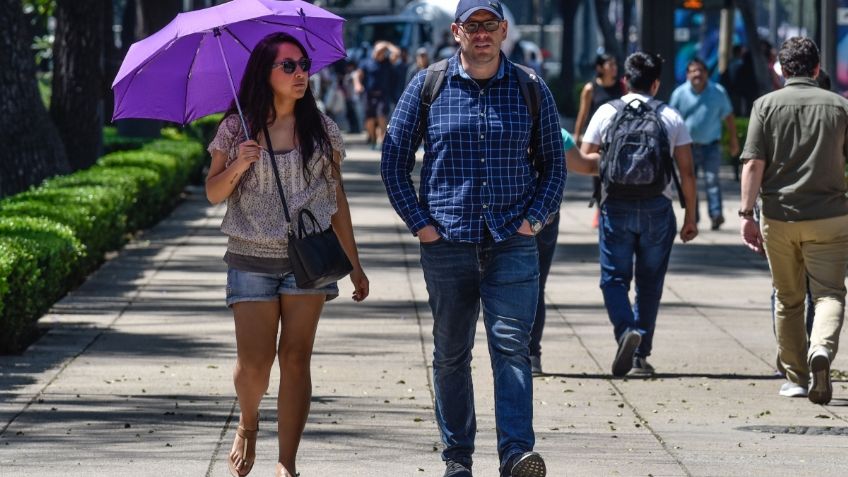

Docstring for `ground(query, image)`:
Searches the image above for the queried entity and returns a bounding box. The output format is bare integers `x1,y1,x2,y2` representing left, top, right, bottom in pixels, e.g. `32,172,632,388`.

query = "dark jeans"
599,196,676,358
420,232,539,469
692,142,723,221
530,213,560,357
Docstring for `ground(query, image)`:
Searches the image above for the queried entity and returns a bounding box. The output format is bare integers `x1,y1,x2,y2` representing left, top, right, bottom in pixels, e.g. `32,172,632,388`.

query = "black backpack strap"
415,59,449,149
646,99,686,208
512,64,543,173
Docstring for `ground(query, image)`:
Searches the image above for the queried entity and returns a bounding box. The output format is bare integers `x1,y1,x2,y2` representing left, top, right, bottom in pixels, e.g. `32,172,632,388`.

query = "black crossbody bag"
262,127,352,289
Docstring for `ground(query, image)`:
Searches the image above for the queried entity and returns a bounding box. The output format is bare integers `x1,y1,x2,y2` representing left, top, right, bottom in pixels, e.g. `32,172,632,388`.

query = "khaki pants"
761,214,848,386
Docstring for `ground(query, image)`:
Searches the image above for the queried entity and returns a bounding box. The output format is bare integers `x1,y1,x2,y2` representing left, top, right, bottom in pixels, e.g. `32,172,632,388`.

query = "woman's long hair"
223,32,332,178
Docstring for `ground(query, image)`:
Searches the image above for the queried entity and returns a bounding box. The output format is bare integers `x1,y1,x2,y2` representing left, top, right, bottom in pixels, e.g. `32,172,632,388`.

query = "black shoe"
530,355,543,376
630,356,655,376
507,451,546,477
612,330,641,377
710,215,725,230
444,460,472,477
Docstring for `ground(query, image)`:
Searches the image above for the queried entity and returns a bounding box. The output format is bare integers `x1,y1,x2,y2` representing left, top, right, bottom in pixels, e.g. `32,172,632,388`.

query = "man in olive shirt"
739,37,848,405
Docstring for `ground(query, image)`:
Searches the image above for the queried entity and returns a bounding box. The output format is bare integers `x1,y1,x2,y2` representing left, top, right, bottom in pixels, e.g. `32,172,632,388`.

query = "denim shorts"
226,269,339,307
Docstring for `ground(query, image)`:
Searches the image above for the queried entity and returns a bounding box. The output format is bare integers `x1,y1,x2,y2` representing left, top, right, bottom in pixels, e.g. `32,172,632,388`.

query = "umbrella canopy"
112,0,346,125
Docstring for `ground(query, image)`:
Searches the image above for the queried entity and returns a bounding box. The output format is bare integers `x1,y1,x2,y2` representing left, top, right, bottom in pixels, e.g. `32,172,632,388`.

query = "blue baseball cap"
455,0,505,22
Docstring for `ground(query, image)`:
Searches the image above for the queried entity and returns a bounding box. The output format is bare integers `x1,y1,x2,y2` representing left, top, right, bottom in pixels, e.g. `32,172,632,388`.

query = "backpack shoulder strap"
512,63,543,172
513,63,541,120
416,59,449,147
645,99,686,208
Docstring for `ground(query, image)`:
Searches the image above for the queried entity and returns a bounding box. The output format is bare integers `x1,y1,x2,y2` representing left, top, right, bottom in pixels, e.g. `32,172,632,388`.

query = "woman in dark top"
573,54,624,143
573,54,625,227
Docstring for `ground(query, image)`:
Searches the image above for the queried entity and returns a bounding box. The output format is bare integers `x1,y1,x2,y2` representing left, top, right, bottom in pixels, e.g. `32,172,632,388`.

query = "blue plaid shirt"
381,53,565,243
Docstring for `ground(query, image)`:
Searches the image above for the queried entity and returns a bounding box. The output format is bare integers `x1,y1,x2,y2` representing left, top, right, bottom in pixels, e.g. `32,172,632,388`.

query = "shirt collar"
783,77,818,87
448,51,507,82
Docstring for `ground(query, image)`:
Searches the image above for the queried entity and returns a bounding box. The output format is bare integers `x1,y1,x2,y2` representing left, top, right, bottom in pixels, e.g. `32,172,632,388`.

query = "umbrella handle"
214,28,250,141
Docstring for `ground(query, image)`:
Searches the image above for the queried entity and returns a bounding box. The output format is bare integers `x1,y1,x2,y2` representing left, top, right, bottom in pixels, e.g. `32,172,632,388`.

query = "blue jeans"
692,142,723,220
530,213,560,357
420,232,539,469
599,197,676,358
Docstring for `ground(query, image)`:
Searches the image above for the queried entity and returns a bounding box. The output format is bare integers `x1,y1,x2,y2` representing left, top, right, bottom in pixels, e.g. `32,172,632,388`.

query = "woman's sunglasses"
459,20,502,33
271,58,312,74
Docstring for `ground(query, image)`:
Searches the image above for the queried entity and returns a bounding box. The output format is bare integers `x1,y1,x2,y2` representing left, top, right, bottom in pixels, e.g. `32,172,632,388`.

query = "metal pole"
718,2,734,74
214,28,250,140
821,0,836,81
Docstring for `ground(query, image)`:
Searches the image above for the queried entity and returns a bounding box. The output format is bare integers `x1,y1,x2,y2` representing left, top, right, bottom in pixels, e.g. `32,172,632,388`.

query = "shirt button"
482,204,488,209
482,181,487,186
481,159,485,163
480,134,484,139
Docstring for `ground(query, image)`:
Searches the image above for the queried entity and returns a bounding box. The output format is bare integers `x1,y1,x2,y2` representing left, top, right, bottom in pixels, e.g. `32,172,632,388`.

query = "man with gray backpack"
571,52,698,377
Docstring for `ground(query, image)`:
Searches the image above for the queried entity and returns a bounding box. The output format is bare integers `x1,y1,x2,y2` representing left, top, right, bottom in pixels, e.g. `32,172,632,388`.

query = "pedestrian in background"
739,37,848,405
573,53,625,228
406,47,431,84
670,57,740,231
529,128,601,376
381,1,564,475
578,52,698,378
205,33,369,477
354,40,400,148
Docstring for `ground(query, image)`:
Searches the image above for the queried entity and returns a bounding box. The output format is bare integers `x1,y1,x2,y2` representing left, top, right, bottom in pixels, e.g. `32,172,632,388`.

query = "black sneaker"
710,215,725,230
630,356,655,376
508,451,546,477
612,330,641,377
808,350,832,405
530,355,543,376
444,460,472,477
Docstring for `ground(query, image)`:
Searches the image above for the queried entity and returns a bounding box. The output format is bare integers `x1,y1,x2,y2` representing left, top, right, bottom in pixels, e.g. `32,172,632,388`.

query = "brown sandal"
228,424,258,477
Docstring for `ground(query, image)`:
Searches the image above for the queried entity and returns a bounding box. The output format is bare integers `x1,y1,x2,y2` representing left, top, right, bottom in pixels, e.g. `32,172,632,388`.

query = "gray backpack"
599,98,683,206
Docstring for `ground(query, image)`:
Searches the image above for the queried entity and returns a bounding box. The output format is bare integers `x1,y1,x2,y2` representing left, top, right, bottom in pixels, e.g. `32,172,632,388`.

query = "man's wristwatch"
738,209,755,219
527,216,544,235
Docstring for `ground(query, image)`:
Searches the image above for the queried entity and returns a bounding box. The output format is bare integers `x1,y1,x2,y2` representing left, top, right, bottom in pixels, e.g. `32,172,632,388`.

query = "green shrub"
0,130,206,353
185,113,224,145
0,217,82,352
721,117,749,164
2,183,131,265
103,126,152,154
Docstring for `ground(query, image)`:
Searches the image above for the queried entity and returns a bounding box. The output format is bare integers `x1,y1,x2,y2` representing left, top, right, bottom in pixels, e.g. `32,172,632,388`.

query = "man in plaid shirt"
380,1,564,475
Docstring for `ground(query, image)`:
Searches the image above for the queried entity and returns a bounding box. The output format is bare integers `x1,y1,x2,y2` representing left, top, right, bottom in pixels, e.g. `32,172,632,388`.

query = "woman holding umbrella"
206,32,369,477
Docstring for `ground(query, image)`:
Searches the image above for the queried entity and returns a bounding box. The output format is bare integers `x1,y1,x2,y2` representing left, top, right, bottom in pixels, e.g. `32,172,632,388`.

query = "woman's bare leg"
275,294,325,476
230,300,280,474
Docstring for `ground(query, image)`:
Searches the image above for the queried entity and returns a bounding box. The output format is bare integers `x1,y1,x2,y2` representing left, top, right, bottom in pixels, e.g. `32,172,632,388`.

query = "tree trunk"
0,0,69,198
136,0,182,39
51,0,105,170
103,0,119,126
737,0,772,97
558,0,581,117
593,0,625,69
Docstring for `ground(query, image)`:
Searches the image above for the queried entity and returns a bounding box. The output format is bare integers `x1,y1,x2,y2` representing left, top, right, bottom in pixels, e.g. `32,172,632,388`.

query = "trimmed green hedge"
0,130,208,353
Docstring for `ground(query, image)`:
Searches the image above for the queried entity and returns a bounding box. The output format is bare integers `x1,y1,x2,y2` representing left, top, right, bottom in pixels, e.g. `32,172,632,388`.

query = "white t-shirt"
582,92,692,199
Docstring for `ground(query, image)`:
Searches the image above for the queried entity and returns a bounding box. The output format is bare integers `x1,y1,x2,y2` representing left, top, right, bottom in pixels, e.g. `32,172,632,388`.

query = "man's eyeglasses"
459,20,502,33
271,58,312,74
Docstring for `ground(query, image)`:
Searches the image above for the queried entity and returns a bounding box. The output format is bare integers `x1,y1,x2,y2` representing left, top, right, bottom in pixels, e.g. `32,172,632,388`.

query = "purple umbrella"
112,0,346,133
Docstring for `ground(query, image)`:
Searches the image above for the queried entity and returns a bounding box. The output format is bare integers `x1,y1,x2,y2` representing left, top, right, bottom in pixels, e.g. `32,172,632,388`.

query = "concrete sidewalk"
1,139,847,477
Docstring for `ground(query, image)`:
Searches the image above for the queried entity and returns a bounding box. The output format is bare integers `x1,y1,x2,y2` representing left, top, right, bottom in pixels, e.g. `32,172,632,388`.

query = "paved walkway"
1,138,847,477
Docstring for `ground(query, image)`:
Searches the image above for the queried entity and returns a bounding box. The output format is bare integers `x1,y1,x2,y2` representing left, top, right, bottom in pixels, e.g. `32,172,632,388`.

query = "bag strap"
415,59,449,149
646,99,686,208
513,63,542,173
262,126,294,233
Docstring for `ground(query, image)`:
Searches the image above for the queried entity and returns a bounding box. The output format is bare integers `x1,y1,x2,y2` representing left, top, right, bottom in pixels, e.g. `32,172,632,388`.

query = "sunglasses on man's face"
460,20,502,33
271,58,312,74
